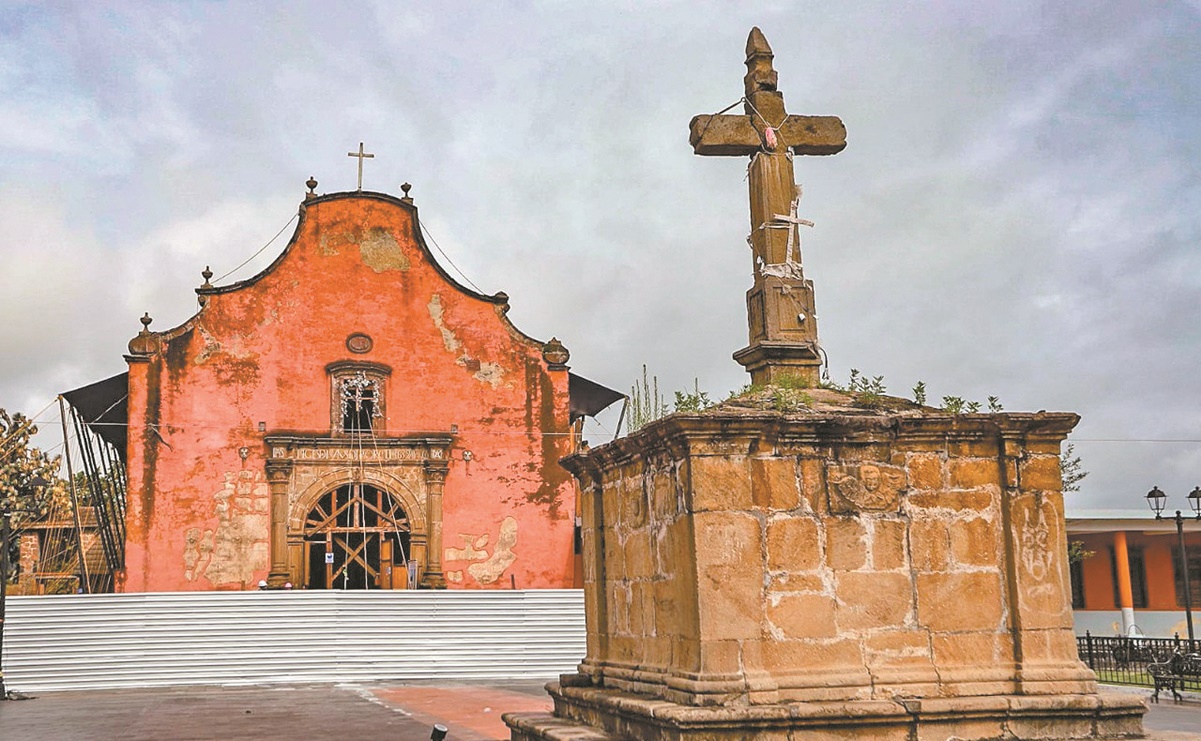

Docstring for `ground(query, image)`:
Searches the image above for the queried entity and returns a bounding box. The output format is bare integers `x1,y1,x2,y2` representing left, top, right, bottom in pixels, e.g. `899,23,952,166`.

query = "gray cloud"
2,1,1199,511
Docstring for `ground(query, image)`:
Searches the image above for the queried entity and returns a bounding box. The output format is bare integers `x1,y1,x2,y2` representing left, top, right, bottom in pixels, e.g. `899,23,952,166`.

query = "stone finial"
198,266,214,307
745,26,773,59
305,177,318,201
127,312,160,356
542,337,570,369
744,27,778,96
400,182,413,204
493,291,510,315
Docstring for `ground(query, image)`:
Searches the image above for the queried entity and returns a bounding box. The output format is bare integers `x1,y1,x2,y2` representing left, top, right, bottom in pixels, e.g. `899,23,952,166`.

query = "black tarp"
568,372,625,422
61,372,129,458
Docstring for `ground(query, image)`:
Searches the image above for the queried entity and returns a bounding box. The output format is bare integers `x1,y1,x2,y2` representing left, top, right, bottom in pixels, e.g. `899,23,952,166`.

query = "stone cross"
347,142,374,190
689,27,847,385
690,28,845,268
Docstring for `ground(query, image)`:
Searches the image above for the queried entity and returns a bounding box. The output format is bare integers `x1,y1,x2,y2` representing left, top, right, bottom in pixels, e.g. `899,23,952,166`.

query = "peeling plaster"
446,532,489,562
182,470,270,586
183,527,213,581
358,227,409,272
447,516,519,585
428,294,462,354
427,293,506,388
474,362,505,387
194,324,222,365
196,324,257,365
318,233,340,256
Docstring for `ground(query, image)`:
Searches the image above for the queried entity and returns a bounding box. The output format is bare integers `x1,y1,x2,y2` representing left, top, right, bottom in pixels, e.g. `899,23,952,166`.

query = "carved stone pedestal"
504,395,1146,740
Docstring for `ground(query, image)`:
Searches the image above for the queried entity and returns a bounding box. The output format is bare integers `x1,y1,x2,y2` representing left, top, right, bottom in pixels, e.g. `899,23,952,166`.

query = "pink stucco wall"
122,191,576,592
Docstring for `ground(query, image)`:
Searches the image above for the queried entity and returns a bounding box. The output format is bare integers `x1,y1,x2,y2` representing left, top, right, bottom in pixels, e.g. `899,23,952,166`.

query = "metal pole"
1175,510,1195,649
1,508,10,698
59,396,91,593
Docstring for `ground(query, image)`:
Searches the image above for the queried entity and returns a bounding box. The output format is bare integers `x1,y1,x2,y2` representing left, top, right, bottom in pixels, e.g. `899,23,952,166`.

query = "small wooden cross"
763,184,814,269
348,142,374,190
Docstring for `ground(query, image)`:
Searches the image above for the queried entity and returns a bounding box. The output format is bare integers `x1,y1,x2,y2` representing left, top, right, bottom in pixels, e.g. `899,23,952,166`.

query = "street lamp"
1145,485,1201,649
0,475,48,700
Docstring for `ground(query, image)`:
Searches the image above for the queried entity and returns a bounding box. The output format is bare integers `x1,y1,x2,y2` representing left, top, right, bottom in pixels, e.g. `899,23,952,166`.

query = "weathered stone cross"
347,142,374,190
690,28,845,268
689,27,847,385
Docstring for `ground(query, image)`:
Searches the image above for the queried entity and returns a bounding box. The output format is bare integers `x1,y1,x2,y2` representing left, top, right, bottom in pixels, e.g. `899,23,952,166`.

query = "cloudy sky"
2,1,1199,513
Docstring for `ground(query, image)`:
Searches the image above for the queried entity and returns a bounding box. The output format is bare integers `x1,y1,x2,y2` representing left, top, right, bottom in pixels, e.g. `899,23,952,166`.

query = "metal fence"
1077,632,1201,691
3,589,586,692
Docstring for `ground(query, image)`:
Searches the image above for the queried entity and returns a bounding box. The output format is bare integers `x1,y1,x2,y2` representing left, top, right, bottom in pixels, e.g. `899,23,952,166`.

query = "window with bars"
1171,546,1201,608
1070,558,1085,609
340,373,380,433
326,361,391,436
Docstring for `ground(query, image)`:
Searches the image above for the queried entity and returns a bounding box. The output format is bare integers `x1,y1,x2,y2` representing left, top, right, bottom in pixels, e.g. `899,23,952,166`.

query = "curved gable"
152,191,542,349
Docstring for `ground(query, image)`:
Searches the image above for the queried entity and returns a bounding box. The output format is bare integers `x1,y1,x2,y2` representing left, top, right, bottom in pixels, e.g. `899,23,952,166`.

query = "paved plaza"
0,681,1196,740
0,681,550,741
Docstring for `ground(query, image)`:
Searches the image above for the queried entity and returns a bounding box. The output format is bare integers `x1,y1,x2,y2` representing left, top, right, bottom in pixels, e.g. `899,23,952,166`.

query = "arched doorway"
302,483,411,590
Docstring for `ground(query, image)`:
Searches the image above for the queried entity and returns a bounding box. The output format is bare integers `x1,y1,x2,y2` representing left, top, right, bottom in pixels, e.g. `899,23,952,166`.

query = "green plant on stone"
938,393,1003,414
726,383,759,400
845,368,887,408
674,379,712,413
912,381,927,406
772,387,813,412
847,369,885,395
941,396,966,414
629,365,670,431
818,376,846,392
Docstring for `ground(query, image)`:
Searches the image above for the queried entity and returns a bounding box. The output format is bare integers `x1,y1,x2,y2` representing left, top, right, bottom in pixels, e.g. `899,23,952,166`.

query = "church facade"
113,184,617,592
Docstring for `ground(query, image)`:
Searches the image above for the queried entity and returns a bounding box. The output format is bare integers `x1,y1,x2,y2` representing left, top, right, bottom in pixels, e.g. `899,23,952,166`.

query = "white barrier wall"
1073,609,1193,640
2,589,585,692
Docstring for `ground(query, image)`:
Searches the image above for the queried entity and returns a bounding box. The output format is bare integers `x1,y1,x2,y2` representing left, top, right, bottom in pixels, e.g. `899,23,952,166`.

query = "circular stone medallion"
346,333,373,354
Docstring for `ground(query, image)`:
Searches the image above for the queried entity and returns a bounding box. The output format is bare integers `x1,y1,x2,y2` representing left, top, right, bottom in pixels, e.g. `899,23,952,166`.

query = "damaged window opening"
340,373,382,434
327,360,391,437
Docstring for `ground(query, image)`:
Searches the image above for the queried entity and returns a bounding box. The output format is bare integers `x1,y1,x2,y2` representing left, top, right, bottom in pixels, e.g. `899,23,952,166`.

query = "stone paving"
0,681,549,741
0,681,1196,740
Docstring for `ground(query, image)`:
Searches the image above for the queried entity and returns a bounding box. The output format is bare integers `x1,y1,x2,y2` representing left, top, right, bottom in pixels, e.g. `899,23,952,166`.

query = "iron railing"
1078,632,1201,691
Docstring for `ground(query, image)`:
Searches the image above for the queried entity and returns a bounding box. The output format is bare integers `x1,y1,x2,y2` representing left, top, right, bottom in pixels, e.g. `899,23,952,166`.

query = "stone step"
502,712,629,740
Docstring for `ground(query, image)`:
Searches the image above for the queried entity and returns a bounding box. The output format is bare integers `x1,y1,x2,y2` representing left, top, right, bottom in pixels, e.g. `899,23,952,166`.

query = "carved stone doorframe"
263,434,453,589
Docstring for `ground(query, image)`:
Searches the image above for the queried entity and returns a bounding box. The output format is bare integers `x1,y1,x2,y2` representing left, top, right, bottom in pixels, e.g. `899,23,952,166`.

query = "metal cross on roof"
348,142,375,190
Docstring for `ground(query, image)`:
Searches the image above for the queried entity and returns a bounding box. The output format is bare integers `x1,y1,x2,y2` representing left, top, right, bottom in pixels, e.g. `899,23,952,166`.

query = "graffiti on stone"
1020,500,1053,583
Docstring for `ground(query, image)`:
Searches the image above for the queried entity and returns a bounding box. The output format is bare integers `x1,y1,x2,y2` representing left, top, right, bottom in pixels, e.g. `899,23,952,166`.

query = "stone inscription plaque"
271,446,430,462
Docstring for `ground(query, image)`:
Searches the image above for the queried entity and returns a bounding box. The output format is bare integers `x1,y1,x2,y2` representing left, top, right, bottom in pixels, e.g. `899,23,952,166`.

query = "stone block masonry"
507,393,1146,739
567,406,1099,706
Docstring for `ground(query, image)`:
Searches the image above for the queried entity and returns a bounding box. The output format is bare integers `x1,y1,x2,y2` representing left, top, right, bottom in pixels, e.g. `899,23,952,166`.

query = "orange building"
83,183,620,593
1067,511,1201,638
